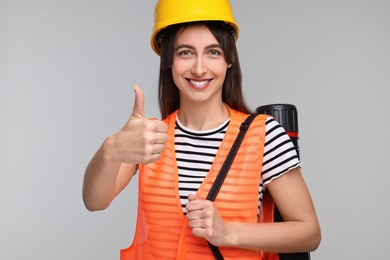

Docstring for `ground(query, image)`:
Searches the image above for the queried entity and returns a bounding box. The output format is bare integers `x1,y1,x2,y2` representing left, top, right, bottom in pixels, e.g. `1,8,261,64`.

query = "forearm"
224,220,321,253
82,137,132,211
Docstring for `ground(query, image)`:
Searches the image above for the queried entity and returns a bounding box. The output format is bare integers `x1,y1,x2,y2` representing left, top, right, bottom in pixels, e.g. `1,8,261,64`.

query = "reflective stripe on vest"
120,107,275,260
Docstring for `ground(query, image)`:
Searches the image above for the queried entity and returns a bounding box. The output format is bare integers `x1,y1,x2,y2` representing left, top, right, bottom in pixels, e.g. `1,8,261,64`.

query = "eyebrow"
175,43,222,51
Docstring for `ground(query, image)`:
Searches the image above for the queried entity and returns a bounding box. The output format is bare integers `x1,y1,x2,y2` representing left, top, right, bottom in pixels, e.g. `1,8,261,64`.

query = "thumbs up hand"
106,85,168,165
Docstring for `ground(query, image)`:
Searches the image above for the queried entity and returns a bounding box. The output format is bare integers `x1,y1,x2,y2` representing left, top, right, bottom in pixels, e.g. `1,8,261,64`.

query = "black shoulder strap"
206,114,258,260
206,113,257,201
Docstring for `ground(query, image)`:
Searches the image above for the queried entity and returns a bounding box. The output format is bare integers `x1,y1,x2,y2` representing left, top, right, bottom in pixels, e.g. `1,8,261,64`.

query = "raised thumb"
131,85,145,119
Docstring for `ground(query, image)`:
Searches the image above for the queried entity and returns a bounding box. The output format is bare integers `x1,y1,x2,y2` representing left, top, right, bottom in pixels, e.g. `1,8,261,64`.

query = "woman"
82,0,321,259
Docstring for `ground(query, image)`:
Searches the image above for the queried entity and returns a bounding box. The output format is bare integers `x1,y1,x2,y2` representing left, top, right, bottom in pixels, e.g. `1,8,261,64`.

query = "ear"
227,64,232,68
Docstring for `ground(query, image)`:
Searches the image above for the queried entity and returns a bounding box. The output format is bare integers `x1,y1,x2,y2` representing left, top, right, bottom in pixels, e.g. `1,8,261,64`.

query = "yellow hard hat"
151,0,239,55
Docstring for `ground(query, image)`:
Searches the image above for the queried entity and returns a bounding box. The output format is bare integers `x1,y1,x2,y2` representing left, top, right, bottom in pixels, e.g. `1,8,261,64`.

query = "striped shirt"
175,115,301,213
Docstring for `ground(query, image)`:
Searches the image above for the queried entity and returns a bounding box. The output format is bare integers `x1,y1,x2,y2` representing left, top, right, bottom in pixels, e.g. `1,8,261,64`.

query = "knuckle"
157,120,168,129
146,120,159,131
205,218,213,228
192,228,201,237
139,157,148,164
159,143,166,151
140,152,155,164
144,122,154,131
143,134,152,143
204,211,213,218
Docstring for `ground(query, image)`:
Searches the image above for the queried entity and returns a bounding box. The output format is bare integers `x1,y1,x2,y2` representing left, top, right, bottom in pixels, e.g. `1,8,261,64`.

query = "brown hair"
157,21,251,119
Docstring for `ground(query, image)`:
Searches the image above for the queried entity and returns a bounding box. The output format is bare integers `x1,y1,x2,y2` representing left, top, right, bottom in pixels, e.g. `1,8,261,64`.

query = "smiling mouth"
187,79,212,89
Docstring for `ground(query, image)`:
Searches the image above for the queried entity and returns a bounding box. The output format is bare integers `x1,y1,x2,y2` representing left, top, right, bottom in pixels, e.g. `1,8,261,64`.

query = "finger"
186,195,202,212
146,119,168,133
149,132,168,145
188,194,198,201
141,153,163,165
188,218,204,228
131,85,145,119
191,227,206,239
149,143,166,155
155,121,168,133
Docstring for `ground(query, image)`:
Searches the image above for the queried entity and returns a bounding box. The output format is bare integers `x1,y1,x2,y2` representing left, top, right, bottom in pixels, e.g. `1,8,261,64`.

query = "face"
171,24,231,107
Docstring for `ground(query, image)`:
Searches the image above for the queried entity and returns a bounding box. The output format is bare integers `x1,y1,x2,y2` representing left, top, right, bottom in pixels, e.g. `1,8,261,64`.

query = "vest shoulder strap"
207,113,259,260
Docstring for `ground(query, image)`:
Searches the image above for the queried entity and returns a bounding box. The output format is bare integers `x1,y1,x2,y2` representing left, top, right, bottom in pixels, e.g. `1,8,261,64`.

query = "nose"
191,55,207,76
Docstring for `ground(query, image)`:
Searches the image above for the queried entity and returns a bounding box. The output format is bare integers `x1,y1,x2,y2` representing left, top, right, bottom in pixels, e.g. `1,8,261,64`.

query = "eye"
178,49,193,57
208,49,223,56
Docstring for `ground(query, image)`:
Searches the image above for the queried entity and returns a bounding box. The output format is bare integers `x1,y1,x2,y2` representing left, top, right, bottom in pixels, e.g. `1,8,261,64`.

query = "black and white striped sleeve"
261,116,301,186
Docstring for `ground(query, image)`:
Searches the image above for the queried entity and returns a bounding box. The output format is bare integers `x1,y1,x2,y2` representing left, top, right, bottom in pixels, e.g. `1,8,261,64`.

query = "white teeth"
190,80,208,87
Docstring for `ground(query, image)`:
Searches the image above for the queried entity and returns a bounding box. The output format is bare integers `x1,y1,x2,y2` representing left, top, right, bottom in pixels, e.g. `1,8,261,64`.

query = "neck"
178,102,230,131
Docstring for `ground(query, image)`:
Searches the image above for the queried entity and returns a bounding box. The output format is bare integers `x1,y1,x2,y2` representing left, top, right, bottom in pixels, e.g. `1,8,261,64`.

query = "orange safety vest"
120,108,279,260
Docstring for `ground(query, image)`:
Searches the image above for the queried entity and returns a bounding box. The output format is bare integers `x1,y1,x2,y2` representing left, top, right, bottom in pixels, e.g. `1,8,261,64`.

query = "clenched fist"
186,194,230,247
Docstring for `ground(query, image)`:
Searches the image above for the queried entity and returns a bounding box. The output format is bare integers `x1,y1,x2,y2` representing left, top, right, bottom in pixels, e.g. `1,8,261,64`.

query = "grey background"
1,0,389,259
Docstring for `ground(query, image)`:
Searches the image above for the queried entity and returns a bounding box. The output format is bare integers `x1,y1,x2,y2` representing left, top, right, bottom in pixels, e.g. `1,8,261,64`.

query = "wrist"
101,135,119,163
224,222,239,247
